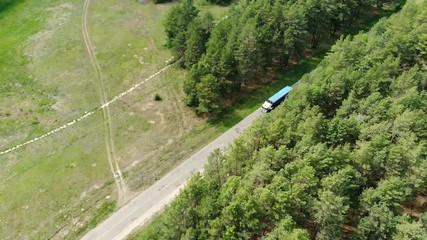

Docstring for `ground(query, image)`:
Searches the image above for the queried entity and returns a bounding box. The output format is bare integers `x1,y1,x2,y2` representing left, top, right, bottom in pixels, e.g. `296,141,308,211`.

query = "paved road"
81,109,263,240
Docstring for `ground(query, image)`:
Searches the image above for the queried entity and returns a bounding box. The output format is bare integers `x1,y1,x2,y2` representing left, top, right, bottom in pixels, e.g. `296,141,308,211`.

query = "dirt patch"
133,54,145,65
51,96,71,114
403,195,427,217
155,111,165,124
140,102,154,112
80,184,101,200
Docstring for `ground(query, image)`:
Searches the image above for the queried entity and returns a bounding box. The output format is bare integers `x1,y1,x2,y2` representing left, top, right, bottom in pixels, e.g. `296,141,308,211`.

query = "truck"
261,86,292,113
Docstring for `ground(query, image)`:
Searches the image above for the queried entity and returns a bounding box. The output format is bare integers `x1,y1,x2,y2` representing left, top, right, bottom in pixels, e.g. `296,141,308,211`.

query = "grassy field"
0,0,229,239
0,0,400,239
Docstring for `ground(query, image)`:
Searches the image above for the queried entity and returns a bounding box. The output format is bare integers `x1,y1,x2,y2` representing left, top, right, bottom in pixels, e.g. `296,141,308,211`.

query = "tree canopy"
164,0,401,115
138,0,427,239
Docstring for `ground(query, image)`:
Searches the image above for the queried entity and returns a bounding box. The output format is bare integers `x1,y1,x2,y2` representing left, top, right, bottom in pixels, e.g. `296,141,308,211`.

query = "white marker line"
0,59,175,156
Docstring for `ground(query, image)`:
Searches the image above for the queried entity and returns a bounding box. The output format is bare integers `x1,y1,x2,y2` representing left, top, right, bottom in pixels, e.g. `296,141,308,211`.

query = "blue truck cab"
261,86,292,113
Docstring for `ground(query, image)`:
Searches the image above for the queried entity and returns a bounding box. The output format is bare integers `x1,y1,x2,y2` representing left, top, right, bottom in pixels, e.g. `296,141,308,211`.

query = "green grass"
74,200,116,237
0,0,55,138
196,1,229,19
0,0,403,239
0,0,166,238
0,1,227,239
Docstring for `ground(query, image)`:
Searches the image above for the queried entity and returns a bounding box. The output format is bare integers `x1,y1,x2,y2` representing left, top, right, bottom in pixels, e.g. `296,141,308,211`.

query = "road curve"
81,109,263,240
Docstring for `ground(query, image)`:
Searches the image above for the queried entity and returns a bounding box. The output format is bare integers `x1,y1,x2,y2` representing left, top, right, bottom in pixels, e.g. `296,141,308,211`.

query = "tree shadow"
205,2,405,132
0,0,25,15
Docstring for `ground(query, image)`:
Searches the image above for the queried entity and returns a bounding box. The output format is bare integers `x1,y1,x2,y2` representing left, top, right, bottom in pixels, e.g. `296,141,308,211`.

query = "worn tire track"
144,27,187,135
82,0,128,204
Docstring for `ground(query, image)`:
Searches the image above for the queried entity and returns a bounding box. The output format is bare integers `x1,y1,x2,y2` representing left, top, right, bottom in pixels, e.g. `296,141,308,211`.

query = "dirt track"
82,0,128,204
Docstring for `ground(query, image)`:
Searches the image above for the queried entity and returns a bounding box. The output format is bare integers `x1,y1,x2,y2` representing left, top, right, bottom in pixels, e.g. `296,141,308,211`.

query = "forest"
137,0,427,239
164,0,402,115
